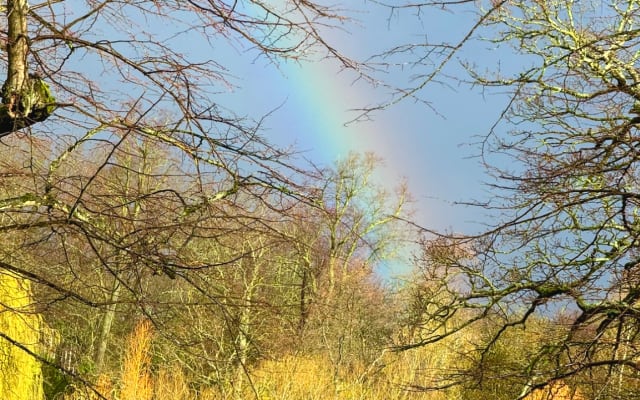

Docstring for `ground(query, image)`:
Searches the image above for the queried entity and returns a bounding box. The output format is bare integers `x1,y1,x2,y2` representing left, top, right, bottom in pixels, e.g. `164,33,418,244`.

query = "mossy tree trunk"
0,2,48,399
0,271,44,400
0,0,55,136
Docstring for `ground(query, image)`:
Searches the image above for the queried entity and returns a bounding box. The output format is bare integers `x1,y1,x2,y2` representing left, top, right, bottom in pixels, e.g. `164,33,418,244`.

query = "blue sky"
218,2,510,233
114,1,511,236
23,1,505,236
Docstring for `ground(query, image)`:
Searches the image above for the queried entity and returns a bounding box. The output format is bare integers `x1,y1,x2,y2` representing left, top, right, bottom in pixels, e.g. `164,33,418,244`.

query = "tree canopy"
389,0,640,398
6,0,640,399
0,1,411,399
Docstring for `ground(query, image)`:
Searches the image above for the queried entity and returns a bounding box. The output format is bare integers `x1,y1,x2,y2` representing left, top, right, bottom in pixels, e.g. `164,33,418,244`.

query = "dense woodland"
2,0,640,399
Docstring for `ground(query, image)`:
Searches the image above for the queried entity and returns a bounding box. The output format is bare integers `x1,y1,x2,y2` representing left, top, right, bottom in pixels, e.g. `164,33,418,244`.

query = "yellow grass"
230,346,466,400
114,327,465,400
71,315,594,400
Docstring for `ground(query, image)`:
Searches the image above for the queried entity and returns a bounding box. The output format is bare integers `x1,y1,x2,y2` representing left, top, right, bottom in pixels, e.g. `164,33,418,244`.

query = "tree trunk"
0,0,55,136
5,0,28,114
94,279,121,373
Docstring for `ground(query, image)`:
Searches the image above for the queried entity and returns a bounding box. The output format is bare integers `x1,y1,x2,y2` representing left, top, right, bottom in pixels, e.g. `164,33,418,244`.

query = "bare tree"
379,0,640,398
0,0,367,397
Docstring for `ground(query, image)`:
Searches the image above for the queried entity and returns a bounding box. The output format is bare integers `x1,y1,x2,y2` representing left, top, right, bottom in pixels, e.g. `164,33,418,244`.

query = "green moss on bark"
0,76,55,136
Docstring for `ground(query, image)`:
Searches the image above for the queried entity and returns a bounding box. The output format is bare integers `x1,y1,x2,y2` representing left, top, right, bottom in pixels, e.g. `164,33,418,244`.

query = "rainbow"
279,61,385,163
280,58,442,230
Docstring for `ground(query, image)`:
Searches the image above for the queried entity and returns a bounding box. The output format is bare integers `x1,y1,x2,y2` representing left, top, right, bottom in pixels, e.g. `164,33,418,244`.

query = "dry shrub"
60,375,113,400
523,380,587,400
95,374,114,400
218,320,478,399
120,322,217,400
120,319,153,400
238,351,453,400
195,387,220,400
155,366,190,400
250,354,335,400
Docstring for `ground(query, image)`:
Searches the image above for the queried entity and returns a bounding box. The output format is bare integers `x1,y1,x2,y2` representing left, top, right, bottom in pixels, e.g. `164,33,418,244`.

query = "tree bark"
5,0,28,116
0,0,55,136
94,280,121,373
